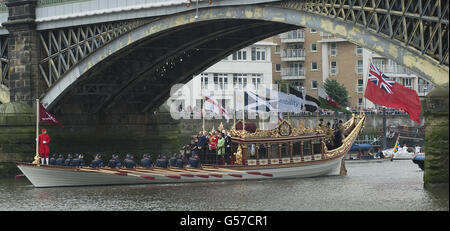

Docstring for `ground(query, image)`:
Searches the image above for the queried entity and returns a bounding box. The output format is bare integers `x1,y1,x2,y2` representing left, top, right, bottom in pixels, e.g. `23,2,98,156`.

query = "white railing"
280,29,305,40
281,68,305,78
281,48,305,58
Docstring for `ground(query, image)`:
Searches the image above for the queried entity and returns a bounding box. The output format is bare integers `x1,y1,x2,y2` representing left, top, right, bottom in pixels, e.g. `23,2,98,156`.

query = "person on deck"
217,132,225,165
208,131,219,163
197,131,208,163
38,128,51,165
224,131,232,165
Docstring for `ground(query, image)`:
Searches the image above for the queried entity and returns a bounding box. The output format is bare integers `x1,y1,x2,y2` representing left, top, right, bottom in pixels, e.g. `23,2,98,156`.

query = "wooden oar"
201,166,273,177
79,167,158,180
128,167,182,179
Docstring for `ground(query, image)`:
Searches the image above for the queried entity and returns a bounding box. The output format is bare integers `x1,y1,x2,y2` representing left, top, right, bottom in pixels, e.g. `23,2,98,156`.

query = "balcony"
418,84,433,97
281,68,305,80
280,30,305,43
281,48,305,62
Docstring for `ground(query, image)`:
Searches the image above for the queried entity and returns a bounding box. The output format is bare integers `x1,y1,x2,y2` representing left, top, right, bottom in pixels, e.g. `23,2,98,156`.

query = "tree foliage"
323,79,349,107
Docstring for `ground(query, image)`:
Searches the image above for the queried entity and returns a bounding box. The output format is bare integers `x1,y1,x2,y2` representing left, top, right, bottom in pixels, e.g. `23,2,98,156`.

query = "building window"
214,73,228,90
402,78,413,89
201,73,208,89
232,49,247,61
356,60,363,74
251,74,262,90
330,42,337,56
311,43,317,52
251,47,266,61
311,62,318,71
356,45,363,55
358,98,363,108
275,64,281,72
357,79,364,93
311,80,318,89
310,28,317,33
372,58,385,72
233,74,248,89
330,61,338,75
275,45,280,54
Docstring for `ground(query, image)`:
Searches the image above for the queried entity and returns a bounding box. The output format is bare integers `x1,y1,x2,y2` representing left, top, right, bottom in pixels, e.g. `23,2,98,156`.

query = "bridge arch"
41,4,449,112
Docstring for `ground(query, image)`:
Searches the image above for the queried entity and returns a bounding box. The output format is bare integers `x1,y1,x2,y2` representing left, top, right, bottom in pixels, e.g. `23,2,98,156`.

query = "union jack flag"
368,62,396,94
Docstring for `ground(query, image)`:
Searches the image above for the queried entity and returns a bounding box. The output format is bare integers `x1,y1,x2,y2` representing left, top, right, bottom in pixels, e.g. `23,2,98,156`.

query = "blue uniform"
177,158,185,168
169,157,178,167
49,154,57,165
124,157,136,169
188,157,199,168
64,155,73,166
140,155,153,168
156,158,168,168
55,155,64,166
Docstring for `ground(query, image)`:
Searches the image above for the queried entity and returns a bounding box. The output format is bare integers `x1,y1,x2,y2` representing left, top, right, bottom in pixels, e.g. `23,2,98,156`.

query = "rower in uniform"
169,154,178,167
55,154,64,166
64,154,73,166
124,154,136,169
90,154,104,168
188,154,200,168
156,155,168,168
140,154,153,168
49,154,57,165
71,154,80,167
78,154,85,167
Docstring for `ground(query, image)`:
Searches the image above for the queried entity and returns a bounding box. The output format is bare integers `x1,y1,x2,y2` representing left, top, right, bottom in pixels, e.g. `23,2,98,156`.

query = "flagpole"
233,87,236,126
202,86,205,132
242,88,245,132
35,98,39,158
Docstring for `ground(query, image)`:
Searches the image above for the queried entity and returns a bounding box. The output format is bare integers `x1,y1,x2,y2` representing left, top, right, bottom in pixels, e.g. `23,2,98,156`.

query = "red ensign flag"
364,62,421,124
39,103,64,128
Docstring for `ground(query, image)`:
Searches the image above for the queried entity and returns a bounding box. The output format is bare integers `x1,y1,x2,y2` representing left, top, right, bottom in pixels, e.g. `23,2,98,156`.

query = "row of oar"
78,165,273,181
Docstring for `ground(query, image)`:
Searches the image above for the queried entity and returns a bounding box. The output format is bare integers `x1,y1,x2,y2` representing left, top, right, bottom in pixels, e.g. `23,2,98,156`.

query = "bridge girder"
37,3,448,113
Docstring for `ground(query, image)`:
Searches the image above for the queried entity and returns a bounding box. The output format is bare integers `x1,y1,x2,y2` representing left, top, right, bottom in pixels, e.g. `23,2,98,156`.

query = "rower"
78,154,85,167
71,153,80,167
169,154,178,167
140,154,153,168
124,154,136,169
156,155,168,168
177,154,186,168
64,154,73,166
55,154,64,166
49,154,57,165
108,154,122,168
188,154,200,168
90,154,104,168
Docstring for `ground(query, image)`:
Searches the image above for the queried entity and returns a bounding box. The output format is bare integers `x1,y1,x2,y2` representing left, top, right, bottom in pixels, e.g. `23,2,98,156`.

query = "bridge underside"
53,19,295,115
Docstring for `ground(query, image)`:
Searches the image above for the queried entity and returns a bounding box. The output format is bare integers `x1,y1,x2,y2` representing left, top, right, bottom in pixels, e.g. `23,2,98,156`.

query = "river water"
0,160,447,211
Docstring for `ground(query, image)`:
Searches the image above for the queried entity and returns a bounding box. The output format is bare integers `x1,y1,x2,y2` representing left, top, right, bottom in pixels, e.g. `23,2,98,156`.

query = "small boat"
412,155,425,170
16,114,366,188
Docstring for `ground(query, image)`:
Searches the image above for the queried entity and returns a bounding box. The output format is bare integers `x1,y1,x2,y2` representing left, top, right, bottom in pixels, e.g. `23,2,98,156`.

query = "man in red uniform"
38,128,51,165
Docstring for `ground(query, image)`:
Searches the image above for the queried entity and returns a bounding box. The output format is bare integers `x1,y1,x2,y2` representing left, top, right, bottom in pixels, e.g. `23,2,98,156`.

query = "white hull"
17,156,344,188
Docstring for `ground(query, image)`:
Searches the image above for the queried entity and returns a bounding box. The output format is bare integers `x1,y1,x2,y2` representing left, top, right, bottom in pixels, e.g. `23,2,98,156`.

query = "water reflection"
0,161,448,211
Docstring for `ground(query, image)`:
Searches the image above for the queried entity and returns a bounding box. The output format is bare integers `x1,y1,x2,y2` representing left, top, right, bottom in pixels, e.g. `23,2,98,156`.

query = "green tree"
323,79,349,107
